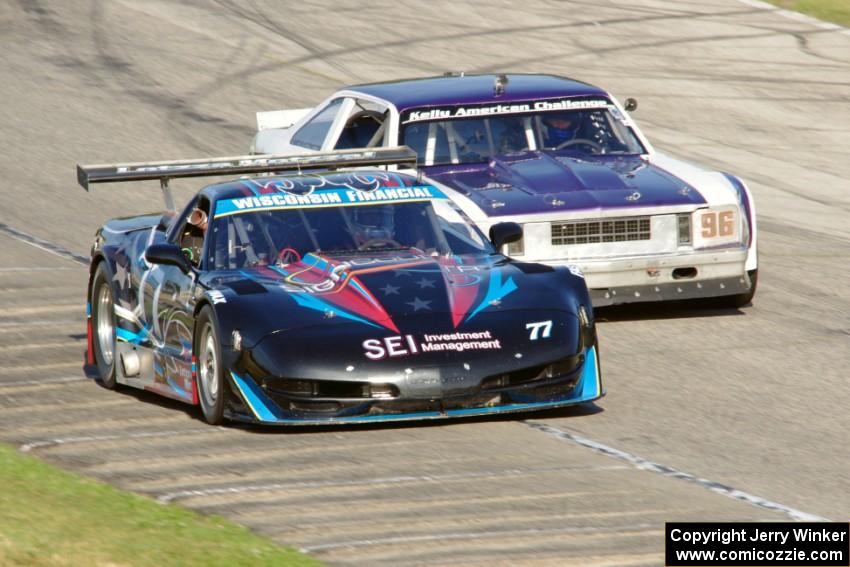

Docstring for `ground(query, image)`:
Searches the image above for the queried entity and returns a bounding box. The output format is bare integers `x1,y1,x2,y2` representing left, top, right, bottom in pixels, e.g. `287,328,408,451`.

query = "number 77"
526,320,553,340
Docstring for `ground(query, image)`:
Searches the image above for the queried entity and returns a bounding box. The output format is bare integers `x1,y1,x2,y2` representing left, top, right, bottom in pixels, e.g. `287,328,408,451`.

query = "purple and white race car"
251,74,757,307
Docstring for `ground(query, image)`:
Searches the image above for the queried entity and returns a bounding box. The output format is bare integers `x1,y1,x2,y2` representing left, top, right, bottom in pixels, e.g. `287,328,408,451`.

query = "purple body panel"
424,152,706,217
340,75,709,218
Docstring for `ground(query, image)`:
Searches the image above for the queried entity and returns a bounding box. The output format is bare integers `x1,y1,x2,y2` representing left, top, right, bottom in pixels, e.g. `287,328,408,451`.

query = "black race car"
79,147,602,425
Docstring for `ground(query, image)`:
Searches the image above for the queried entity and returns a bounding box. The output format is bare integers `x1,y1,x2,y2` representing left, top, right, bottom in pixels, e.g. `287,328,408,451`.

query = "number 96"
701,210,735,238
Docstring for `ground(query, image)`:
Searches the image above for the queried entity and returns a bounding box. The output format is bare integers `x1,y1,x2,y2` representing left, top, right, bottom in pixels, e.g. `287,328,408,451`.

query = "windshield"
401,100,645,166
208,199,493,270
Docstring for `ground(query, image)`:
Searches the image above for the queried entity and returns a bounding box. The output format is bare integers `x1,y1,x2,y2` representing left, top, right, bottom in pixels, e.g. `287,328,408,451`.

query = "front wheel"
709,269,758,309
731,268,758,308
195,306,227,425
90,263,117,389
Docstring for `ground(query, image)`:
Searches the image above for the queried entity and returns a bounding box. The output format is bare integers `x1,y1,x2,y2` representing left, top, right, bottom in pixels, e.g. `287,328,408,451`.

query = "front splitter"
227,346,602,426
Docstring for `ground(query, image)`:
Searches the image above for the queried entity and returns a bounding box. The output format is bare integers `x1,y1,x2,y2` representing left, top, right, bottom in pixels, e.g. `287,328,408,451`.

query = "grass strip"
765,0,850,27
0,443,323,566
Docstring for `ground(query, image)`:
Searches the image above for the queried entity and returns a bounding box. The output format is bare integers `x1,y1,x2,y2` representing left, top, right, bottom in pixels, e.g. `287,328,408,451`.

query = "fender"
722,173,758,272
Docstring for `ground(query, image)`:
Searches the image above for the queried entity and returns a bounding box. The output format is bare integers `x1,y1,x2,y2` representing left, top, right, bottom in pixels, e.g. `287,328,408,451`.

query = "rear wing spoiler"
77,147,419,210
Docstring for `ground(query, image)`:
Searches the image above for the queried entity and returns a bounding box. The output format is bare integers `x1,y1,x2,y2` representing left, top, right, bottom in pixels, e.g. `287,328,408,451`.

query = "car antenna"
494,74,508,95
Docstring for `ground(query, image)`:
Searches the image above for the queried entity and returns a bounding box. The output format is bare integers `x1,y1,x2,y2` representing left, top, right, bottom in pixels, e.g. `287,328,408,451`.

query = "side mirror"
624,98,638,112
489,222,523,249
145,243,193,274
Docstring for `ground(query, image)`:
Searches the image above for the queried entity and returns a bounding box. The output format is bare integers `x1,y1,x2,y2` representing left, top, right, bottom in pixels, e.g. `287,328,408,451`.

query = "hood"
202,251,583,347
424,151,706,217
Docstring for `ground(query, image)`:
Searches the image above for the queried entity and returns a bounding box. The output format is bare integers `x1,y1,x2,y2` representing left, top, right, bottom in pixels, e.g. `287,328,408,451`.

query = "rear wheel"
90,263,117,389
195,306,227,425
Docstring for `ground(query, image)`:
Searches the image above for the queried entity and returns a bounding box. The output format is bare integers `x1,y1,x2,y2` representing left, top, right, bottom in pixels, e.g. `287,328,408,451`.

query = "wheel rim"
199,325,219,408
96,285,115,366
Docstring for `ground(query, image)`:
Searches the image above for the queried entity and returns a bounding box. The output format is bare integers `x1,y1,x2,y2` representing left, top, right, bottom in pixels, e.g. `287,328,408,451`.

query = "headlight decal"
692,206,741,249
722,173,754,248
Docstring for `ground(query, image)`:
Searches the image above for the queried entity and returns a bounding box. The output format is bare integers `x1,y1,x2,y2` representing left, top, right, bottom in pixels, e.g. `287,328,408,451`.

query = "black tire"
735,268,758,307
90,263,118,389
195,306,227,425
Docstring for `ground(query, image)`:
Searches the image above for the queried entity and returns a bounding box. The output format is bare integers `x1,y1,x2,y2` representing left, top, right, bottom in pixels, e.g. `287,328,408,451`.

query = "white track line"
736,0,850,35
300,523,657,553
523,421,829,522
0,341,83,352
19,427,222,453
0,305,82,317
0,376,88,388
0,267,80,272
156,463,630,504
0,319,81,329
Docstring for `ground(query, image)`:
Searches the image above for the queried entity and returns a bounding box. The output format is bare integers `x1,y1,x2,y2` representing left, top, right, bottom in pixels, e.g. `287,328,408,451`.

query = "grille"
551,217,651,245
480,354,583,390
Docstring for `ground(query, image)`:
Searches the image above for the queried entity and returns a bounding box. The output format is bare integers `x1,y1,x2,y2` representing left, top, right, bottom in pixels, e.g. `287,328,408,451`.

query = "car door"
148,198,208,400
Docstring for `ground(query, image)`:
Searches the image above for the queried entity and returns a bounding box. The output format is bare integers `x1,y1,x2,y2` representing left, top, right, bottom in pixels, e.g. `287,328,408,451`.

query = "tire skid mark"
0,397,138,422
282,514,667,551
7,414,197,438
156,463,629,504
139,462,631,496
0,304,83,317
86,437,418,472
0,267,80,272
0,375,88,388
88,0,250,155
0,319,82,331
248,502,667,535
237,488,638,518
444,552,662,567
470,26,845,75
0,362,84,377
0,224,88,265
299,523,657,554
210,0,361,82
0,341,83,352
523,421,828,522
178,4,771,111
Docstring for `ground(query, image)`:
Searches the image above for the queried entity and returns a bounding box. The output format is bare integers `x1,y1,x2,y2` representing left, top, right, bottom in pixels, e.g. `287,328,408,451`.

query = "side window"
401,122,452,165
333,99,389,150
291,98,344,150
175,197,210,268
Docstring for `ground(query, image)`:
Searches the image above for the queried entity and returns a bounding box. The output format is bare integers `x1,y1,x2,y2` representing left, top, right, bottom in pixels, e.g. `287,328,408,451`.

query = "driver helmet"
187,208,208,231
351,205,395,242
543,113,580,146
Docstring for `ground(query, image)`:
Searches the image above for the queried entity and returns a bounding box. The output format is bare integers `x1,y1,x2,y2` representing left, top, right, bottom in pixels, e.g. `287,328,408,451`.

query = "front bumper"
589,275,751,306
224,345,602,425
545,249,750,306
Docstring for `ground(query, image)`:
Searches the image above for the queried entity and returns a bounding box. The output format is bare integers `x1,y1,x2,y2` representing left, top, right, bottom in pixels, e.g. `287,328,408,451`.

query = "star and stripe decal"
239,253,518,330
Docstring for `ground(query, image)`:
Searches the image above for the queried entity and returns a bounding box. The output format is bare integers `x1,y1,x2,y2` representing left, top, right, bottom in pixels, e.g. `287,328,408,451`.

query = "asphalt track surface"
1,1,849,565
